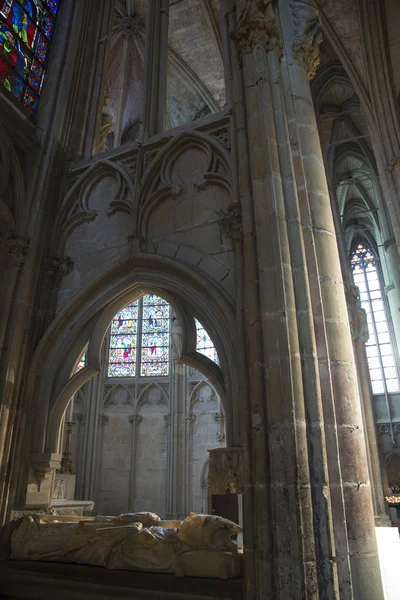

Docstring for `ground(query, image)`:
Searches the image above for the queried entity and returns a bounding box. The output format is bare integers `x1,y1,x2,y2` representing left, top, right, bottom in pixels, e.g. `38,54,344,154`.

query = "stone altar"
10,512,243,579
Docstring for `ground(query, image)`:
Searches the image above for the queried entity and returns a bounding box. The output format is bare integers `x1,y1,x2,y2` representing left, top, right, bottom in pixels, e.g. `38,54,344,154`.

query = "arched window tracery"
108,295,169,378
351,241,400,395
0,0,59,112
107,297,220,378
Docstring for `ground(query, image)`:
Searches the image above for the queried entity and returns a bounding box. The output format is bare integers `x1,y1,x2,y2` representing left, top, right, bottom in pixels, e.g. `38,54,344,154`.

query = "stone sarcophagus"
11,512,243,579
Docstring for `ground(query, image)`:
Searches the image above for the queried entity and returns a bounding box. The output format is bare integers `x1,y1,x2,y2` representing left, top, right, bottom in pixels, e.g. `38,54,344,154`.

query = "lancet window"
108,295,170,378
196,319,219,365
0,0,59,112
351,242,400,395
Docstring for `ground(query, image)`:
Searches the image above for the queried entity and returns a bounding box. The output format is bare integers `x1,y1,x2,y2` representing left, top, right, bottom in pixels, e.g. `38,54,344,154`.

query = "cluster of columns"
221,0,384,598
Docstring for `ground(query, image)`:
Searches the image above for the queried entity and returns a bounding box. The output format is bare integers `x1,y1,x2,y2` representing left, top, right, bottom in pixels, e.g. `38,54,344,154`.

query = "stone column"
223,0,384,597
141,0,169,138
280,1,384,598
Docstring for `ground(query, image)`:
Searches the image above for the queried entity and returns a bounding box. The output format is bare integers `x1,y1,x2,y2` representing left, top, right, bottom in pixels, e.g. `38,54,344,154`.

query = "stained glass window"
196,319,219,365
351,242,400,395
0,0,59,113
108,300,139,377
140,295,170,376
75,353,87,373
107,295,170,378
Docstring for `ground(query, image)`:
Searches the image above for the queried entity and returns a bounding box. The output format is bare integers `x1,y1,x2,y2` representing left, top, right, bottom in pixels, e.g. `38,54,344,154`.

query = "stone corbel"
43,255,74,281
289,0,322,80
231,0,281,55
217,203,243,243
208,447,243,494
31,453,62,492
129,414,143,425
214,412,226,443
386,157,400,172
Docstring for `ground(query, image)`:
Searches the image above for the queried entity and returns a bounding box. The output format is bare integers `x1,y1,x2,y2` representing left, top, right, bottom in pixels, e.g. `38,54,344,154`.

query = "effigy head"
113,512,161,527
178,513,242,550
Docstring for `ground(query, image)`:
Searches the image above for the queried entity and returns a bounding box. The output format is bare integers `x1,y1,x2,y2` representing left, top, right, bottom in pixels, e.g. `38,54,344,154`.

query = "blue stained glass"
75,353,86,372
108,295,170,378
140,295,170,377
196,319,219,365
108,300,139,377
0,0,58,112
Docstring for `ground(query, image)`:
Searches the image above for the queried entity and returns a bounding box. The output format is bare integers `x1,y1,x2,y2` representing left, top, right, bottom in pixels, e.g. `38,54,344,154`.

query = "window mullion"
137,299,143,377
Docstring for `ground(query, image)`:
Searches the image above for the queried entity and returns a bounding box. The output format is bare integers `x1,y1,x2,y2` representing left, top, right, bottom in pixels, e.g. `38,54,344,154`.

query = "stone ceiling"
104,0,225,143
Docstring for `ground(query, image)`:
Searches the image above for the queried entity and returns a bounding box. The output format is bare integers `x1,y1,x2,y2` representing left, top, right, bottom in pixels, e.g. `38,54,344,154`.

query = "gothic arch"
26,254,238,454
54,158,136,252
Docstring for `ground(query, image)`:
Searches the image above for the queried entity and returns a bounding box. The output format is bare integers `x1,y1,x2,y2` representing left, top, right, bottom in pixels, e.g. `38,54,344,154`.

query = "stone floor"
376,526,400,600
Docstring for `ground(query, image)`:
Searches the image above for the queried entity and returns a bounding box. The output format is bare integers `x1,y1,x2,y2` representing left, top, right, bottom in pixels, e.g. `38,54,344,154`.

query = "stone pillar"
141,0,169,137
280,1,384,598
222,0,384,597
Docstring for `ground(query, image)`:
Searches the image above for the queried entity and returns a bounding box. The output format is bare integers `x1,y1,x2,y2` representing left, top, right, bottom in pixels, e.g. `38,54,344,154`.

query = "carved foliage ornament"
208,448,243,495
378,423,400,436
231,0,280,55
289,0,322,80
0,232,29,268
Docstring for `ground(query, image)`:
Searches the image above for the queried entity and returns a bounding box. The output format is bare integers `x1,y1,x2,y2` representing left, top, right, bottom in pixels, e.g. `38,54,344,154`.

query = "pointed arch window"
196,319,219,365
0,0,59,113
351,242,399,395
108,295,170,378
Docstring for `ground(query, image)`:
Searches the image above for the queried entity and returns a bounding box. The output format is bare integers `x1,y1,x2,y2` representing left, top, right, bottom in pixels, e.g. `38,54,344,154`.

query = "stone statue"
11,512,243,579
171,315,183,360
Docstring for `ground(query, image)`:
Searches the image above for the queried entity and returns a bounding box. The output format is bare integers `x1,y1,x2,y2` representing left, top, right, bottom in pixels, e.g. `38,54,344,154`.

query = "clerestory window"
351,242,400,395
0,0,59,113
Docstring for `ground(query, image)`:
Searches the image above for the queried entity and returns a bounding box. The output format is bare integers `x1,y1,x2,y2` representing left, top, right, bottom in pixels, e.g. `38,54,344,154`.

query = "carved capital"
0,233,29,268
98,414,109,425
292,36,321,80
217,203,242,243
387,157,400,172
43,255,74,280
164,414,172,427
129,414,143,425
214,412,225,423
208,447,243,494
289,0,322,80
231,14,280,54
185,414,196,425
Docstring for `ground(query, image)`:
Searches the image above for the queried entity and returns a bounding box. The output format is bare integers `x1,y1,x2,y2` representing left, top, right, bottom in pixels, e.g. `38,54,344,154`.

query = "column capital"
231,1,280,54
289,0,322,80
0,232,29,269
